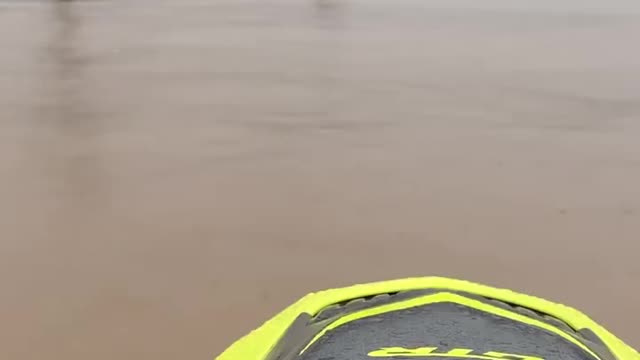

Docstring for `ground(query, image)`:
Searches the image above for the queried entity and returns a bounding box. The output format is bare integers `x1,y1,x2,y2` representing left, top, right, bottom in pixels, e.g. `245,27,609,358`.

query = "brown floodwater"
1,1,639,359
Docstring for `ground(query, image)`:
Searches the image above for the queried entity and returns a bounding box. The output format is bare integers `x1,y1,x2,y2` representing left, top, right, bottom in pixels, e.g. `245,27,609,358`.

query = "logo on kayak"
368,347,543,360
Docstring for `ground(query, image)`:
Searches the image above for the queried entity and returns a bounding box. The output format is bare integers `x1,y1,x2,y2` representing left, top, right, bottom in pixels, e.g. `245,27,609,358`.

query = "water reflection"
42,0,106,221
313,0,348,28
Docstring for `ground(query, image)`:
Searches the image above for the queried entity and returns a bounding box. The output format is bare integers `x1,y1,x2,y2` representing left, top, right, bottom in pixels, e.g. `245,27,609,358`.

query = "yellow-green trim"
298,292,600,358
368,347,544,360
215,277,639,360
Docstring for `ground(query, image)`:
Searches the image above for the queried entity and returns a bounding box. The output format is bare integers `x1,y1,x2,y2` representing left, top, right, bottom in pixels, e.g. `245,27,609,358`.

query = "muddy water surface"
1,1,640,359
